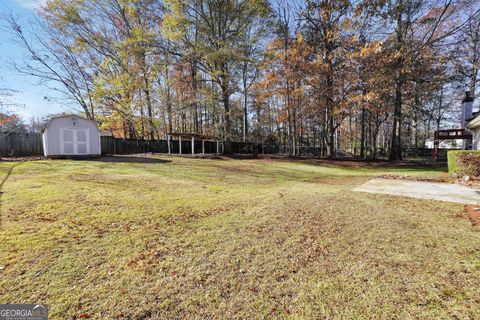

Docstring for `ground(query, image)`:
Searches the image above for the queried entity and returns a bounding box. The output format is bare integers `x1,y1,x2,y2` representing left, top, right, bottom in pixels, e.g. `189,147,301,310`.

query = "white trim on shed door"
60,128,90,154
76,128,89,154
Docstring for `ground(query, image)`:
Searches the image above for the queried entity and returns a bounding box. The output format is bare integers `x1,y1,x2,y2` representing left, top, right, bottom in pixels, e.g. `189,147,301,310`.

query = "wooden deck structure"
166,132,222,155
433,129,472,160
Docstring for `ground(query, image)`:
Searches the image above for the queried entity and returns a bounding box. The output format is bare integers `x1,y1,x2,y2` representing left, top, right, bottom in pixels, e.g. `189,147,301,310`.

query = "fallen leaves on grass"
1,157,478,319
379,174,451,183
464,205,480,227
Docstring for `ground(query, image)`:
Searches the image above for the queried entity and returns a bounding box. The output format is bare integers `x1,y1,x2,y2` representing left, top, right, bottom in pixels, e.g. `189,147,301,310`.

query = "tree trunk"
165,68,173,133
390,8,405,161
243,89,248,142
325,109,335,158
222,86,232,154
293,98,298,156
192,60,199,134
360,107,366,158
140,102,145,139
144,84,154,140
469,22,479,97
390,77,403,160
324,42,335,158
242,62,249,142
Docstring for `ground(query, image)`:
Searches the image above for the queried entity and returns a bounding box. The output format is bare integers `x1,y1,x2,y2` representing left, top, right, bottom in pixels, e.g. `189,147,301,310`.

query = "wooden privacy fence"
0,133,43,157
100,136,167,155
100,136,219,155
0,133,459,160
0,134,222,157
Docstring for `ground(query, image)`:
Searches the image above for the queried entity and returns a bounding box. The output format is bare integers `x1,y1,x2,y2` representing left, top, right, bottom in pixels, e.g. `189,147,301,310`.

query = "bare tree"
7,14,96,119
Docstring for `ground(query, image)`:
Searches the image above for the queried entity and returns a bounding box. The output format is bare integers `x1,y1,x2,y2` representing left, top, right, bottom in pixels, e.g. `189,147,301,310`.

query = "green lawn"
0,156,478,319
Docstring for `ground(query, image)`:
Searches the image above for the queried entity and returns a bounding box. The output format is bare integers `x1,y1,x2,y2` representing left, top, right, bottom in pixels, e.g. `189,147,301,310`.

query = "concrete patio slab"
354,178,480,204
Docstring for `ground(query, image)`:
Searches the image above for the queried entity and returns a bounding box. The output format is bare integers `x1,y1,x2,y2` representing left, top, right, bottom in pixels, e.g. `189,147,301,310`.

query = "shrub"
457,152,480,177
448,150,480,177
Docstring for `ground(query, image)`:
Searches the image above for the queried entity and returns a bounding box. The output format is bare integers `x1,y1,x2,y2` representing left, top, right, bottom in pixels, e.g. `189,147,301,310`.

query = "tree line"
5,0,480,158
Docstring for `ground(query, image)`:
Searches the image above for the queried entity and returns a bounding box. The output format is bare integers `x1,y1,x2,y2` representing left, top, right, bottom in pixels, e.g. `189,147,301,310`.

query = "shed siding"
43,116,100,156
473,128,480,150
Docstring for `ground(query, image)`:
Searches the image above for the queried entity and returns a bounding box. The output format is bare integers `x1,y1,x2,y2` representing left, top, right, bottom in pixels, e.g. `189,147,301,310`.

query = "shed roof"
42,114,98,133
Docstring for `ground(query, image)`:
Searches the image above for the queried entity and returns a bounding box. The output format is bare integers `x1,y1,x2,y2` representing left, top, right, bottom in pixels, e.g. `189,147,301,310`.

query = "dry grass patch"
0,156,478,319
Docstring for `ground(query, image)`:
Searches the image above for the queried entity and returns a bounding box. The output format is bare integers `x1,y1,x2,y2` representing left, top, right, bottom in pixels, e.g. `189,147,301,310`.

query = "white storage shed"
42,115,101,158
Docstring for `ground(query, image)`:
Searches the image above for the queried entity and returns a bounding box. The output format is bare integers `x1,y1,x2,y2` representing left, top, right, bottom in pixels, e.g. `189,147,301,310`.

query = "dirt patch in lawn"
464,205,480,227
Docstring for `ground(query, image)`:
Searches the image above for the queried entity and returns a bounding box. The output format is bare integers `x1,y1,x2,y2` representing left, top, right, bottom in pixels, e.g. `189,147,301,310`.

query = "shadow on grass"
94,155,172,164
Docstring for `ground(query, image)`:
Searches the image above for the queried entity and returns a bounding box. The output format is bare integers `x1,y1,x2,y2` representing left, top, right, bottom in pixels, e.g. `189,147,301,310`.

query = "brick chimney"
462,91,474,128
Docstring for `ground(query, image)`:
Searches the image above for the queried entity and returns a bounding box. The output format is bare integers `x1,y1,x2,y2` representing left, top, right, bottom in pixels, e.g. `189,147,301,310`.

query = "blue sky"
0,0,71,122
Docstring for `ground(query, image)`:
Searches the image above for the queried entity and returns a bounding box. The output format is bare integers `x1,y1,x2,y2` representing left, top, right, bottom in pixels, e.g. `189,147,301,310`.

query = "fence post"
167,135,171,154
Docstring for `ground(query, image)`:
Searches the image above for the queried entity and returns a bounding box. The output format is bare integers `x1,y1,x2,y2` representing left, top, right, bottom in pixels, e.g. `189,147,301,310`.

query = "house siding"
472,128,480,150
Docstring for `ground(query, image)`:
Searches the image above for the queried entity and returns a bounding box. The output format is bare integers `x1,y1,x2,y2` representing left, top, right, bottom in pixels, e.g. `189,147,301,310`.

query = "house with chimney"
465,92,480,150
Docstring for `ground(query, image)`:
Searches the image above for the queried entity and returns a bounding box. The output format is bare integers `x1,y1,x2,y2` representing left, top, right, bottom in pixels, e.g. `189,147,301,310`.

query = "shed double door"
61,128,89,154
